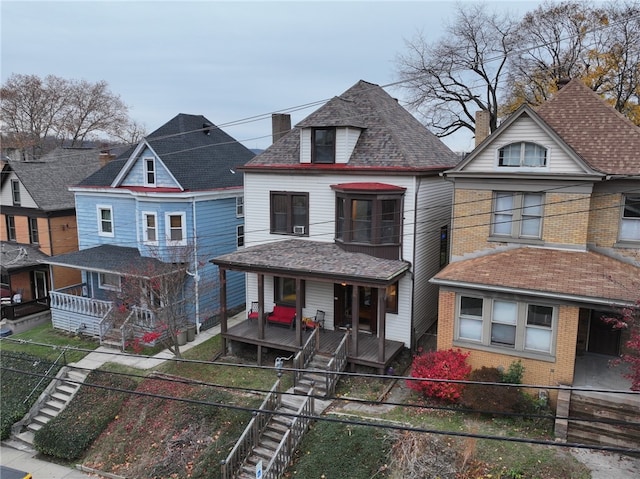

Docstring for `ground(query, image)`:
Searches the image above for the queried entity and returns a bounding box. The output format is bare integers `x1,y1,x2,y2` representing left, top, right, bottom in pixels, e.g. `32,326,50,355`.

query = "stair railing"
325,331,349,397
264,384,315,479
221,377,282,479
23,348,68,405
293,328,319,386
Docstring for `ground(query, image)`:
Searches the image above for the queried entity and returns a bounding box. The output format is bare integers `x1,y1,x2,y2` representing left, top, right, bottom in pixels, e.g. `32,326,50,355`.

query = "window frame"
385,282,399,314
274,276,305,307
144,157,156,186
28,217,39,244
165,212,187,246
619,194,640,243
490,192,544,240
142,211,158,245
98,272,121,291
311,128,336,164
237,224,245,247
270,191,309,236
455,294,556,358
335,192,402,246
96,205,114,237
6,215,16,241
11,179,21,205
236,196,244,218
498,142,548,168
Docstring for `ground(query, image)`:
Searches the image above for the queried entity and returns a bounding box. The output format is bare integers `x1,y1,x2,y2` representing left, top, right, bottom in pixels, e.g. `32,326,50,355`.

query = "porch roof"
212,239,410,286
432,247,639,306
43,244,181,278
1,241,49,273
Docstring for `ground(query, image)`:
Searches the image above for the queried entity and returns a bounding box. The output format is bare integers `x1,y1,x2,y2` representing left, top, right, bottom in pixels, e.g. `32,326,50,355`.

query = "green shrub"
461,366,522,415
33,369,137,460
500,360,525,384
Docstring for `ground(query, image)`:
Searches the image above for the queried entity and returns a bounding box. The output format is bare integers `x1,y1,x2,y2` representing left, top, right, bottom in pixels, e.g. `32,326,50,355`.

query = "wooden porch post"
351,286,359,357
257,274,265,366
219,268,228,354
295,278,303,346
377,286,386,368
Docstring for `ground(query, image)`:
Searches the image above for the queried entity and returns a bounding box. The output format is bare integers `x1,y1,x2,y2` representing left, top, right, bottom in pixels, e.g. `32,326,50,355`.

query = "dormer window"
312,128,336,164
498,142,547,167
145,158,156,185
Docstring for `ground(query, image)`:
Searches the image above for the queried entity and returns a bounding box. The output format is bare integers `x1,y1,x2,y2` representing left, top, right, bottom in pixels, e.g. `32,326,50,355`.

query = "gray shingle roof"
244,80,459,171
212,239,410,285
1,241,50,273
79,114,255,190
43,244,180,277
2,148,106,211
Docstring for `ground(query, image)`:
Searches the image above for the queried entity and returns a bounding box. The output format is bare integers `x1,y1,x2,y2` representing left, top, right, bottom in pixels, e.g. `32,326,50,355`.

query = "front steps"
294,353,333,398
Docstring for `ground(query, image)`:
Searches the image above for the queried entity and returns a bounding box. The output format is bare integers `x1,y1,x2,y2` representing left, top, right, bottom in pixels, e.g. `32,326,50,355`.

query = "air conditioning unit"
293,225,305,235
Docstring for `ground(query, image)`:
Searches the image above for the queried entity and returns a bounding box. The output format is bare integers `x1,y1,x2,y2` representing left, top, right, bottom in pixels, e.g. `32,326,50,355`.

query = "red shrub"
406,348,471,403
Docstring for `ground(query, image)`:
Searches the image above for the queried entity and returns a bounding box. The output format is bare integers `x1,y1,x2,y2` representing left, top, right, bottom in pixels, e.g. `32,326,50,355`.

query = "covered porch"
212,239,411,373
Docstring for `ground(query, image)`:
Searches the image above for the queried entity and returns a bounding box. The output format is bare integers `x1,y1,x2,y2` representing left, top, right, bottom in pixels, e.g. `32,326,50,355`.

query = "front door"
32,270,48,299
333,284,377,333
588,310,621,356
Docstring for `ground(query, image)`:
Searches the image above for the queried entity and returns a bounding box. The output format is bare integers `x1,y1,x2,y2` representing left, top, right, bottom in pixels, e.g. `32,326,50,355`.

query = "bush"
501,360,525,384
406,348,471,403
33,369,137,460
461,366,522,415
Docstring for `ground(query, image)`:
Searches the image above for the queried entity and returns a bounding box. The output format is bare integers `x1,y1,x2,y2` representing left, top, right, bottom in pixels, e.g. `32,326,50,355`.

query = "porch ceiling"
212,239,410,286
43,244,181,278
432,247,639,306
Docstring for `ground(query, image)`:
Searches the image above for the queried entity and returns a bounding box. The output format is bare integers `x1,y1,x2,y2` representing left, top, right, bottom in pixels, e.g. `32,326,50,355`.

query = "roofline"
430,278,636,308
239,165,454,175
443,171,605,182
70,185,242,200
41,259,181,279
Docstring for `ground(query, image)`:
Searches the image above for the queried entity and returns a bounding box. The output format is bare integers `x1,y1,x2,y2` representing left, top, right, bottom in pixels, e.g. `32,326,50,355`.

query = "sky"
2,0,544,153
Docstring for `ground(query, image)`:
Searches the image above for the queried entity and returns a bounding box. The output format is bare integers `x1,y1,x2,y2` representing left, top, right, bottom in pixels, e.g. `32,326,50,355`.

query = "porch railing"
264,385,315,479
325,331,349,397
293,328,319,387
0,296,50,320
221,377,282,479
50,287,111,318
120,306,157,350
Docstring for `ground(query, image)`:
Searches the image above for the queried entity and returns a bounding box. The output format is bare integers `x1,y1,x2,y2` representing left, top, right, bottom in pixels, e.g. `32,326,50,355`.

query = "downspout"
192,197,200,332
409,176,420,351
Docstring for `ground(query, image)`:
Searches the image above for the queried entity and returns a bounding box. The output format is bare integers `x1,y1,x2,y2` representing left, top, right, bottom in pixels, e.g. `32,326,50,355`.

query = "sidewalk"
1,444,93,478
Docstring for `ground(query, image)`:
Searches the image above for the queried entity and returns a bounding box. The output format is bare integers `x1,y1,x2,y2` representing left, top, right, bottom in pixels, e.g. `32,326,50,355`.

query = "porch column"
377,286,386,368
219,268,228,354
351,286,360,357
295,278,303,346
257,274,265,366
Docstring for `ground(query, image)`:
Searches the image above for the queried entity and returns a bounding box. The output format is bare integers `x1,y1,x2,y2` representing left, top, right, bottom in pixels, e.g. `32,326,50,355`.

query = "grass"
0,322,98,363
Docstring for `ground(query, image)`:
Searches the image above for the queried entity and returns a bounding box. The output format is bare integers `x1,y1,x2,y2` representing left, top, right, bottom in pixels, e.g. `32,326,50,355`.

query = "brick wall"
451,189,496,258
544,192,591,246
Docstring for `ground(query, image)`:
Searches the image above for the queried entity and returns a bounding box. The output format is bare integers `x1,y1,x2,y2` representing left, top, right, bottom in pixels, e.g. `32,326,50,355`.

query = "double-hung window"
99,272,121,291
620,194,640,242
492,192,543,240
144,158,156,186
312,128,336,164
165,212,186,245
6,215,16,241
29,218,39,244
236,196,244,217
270,192,308,235
456,295,555,356
142,212,157,244
11,180,20,205
237,224,245,247
97,205,114,237
498,142,547,167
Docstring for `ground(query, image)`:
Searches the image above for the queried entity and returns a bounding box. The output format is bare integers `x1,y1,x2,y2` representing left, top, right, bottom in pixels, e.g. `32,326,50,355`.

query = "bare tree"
0,74,135,158
395,3,518,138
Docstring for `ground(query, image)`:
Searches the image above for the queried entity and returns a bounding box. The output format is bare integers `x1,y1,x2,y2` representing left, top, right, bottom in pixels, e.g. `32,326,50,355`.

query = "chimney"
99,144,115,167
272,113,291,144
556,78,571,89
475,110,491,148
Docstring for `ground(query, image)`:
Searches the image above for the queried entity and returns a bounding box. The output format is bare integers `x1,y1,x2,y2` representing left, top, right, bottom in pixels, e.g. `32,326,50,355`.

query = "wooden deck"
223,319,405,372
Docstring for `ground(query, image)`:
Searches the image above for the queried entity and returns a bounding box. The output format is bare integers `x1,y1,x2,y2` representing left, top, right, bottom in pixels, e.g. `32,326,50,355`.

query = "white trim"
144,157,156,186
98,272,121,291
236,195,244,217
142,211,158,245
165,211,187,246
97,204,114,237
70,186,241,201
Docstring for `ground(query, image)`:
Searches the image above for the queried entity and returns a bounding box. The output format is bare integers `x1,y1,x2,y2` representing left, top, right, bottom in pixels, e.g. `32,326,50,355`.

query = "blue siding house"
46,114,254,346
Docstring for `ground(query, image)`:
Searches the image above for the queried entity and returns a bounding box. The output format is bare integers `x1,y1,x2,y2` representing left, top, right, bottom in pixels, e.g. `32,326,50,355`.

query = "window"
11,180,20,205
99,272,121,291
142,212,157,244
456,295,555,355
165,213,186,245
620,194,640,242
28,218,39,244
97,205,114,236
498,142,547,167
236,196,244,217
335,194,401,245
491,192,543,239
274,276,304,306
312,128,336,164
144,158,155,185
386,282,398,314
270,192,308,235
237,224,244,247
6,216,16,241
440,225,449,267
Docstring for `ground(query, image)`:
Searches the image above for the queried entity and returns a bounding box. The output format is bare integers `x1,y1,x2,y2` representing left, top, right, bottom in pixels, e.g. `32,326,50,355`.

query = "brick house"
432,79,639,400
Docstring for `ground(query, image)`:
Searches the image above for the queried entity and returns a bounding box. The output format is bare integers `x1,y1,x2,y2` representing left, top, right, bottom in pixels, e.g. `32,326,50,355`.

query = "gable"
119,146,181,189
0,171,37,208
456,112,595,176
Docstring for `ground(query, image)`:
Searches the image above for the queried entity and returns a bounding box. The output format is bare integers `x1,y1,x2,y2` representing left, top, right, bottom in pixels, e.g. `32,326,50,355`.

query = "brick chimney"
99,144,115,167
475,110,491,148
272,113,291,144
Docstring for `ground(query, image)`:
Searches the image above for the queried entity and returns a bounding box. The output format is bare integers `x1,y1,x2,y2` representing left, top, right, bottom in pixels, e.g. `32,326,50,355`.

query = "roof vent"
203,123,212,135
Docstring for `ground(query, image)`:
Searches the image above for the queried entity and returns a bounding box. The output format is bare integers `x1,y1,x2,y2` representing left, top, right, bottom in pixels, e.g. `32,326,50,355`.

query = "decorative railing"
264,385,315,479
325,331,349,397
221,378,282,479
293,328,319,386
50,290,111,318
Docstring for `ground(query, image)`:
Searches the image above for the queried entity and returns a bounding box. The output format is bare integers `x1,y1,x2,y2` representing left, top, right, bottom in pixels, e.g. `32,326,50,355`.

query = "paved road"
0,445,93,479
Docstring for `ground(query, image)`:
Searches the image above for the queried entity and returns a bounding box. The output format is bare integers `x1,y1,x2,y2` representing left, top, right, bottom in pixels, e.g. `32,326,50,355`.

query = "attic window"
498,142,547,167
312,128,336,164
145,158,156,186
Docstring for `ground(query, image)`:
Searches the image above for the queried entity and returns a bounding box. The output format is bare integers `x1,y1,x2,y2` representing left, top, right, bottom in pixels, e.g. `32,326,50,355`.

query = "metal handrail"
23,348,68,405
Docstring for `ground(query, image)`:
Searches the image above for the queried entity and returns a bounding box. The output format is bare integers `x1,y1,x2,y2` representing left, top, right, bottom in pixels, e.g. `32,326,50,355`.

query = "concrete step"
56,383,79,396
45,399,67,412
67,370,88,382
39,407,60,419
27,421,44,433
